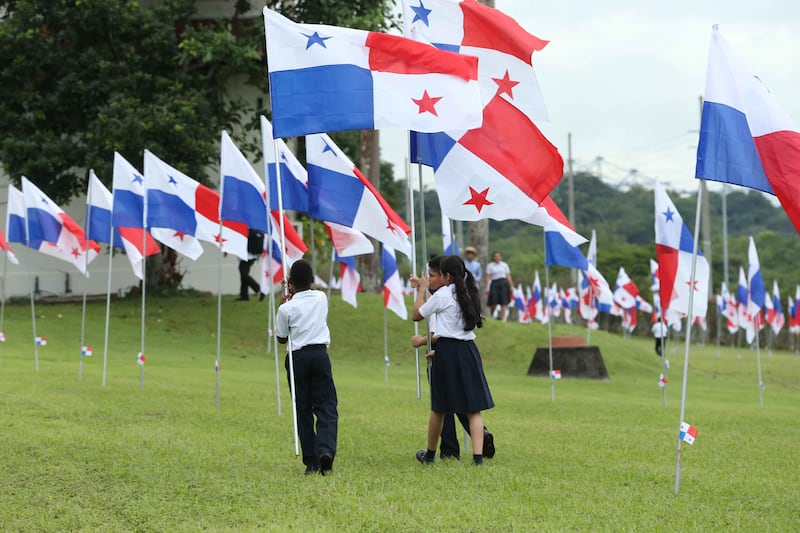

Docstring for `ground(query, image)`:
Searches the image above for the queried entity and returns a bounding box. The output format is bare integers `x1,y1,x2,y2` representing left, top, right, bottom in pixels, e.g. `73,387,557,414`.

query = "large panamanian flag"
654,180,709,318
263,8,482,138
403,0,563,225
696,26,800,234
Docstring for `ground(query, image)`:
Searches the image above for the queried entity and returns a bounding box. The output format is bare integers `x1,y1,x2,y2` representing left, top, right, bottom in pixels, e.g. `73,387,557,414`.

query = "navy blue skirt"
430,338,494,414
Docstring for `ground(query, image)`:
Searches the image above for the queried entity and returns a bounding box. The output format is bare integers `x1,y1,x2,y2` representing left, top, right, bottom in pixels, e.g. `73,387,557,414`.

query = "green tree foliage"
0,0,268,202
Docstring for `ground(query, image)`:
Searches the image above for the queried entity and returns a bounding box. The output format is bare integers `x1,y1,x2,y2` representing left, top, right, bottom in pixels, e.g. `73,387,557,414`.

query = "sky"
380,0,800,196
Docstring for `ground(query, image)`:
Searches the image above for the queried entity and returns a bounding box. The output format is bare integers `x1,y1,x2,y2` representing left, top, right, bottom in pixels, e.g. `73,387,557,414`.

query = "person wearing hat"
463,246,482,291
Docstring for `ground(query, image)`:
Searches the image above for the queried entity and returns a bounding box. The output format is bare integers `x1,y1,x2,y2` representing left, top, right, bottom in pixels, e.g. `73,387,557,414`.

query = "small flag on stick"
384,355,390,367
137,352,146,365
0,332,6,342
658,374,668,388
679,422,698,445
215,361,221,373
550,369,561,380
81,346,93,356
35,336,47,346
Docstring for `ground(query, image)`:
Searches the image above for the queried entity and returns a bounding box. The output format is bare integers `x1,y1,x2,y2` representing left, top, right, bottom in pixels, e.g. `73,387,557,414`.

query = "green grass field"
1,292,798,531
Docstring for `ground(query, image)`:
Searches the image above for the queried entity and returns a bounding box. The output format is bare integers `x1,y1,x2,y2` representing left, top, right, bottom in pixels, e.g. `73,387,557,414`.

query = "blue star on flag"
411,1,432,25
303,31,331,49
662,207,675,222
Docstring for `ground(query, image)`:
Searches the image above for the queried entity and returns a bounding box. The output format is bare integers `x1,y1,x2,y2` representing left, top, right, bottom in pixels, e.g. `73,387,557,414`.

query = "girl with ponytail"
410,255,494,466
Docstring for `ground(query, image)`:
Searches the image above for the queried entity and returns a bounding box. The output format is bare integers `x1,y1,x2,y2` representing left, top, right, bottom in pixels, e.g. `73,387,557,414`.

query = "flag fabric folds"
261,117,373,257
263,8,482,138
768,281,785,335
220,130,268,233
747,236,766,320
306,133,412,257
382,245,408,320
0,224,19,265
738,266,755,342
336,253,361,308
145,150,249,261
613,267,640,310
654,180,709,319
261,116,310,213
6,185,27,247
111,152,161,280
404,0,563,226
22,177,100,275
260,211,308,292
86,171,124,249
403,0,549,120
540,197,588,269
696,27,800,234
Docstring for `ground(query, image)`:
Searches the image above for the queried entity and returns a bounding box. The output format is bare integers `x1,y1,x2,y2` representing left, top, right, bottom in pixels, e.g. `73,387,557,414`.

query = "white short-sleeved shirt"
486,261,510,281
651,322,668,338
419,285,475,341
275,289,331,351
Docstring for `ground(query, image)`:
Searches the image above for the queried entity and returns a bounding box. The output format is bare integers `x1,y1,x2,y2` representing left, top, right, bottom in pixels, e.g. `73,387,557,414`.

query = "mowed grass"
0,292,798,531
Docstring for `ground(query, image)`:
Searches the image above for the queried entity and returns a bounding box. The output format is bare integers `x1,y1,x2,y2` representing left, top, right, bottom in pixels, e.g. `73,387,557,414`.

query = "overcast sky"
381,0,800,196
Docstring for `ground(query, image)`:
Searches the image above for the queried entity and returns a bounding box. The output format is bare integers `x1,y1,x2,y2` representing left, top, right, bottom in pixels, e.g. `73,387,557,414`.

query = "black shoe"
304,465,320,475
415,449,434,464
259,292,265,301
483,429,495,459
319,453,333,475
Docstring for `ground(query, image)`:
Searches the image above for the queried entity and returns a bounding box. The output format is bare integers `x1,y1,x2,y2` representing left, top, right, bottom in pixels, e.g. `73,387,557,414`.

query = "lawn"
0,292,798,531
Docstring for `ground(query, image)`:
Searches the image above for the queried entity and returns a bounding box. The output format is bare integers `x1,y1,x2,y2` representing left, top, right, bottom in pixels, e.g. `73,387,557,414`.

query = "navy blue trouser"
285,346,338,468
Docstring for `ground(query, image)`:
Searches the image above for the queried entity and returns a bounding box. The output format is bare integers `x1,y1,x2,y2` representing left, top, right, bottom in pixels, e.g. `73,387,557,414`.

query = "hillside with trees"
407,170,800,299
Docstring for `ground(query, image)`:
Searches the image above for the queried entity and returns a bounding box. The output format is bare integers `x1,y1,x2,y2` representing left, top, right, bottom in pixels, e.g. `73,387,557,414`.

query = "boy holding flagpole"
276,260,338,476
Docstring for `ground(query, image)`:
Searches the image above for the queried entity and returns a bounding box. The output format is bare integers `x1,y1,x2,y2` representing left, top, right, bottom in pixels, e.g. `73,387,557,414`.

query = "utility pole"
568,133,576,285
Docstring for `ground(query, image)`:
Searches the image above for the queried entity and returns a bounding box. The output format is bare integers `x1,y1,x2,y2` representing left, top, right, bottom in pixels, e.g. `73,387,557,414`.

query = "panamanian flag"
679,421,698,445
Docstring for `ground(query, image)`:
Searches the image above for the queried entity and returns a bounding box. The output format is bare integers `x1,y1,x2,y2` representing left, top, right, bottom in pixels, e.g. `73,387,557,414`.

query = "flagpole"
214,221,224,409
21,199,39,372
327,247,334,300
544,259,555,402
101,222,114,387
405,154,421,400
660,314,668,408
383,304,389,383
140,179,147,391
274,139,300,457
674,182,704,494
417,158,434,393
259,123,281,414
79,175,93,381
309,218,316,275
25,247,39,371
0,253,8,362
754,313,764,405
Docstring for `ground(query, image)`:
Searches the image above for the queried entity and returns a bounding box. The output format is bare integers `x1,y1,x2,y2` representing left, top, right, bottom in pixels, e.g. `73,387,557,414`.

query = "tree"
0,0,396,288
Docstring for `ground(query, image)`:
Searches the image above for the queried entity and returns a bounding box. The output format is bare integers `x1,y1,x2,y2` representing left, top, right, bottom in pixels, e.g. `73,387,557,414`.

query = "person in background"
237,228,264,301
410,255,494,466
275,259,338,476
652,317,668,356
463,246,482,291
485,251,513,321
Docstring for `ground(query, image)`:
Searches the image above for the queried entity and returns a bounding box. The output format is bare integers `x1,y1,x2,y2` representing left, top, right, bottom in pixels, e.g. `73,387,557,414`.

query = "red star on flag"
463,186,494,213
214,233,227,244
492,70,520,99
412,90,442,116
173,231,187,241
71,247,80,258
686,279,700,291
385,218,401,235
